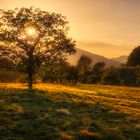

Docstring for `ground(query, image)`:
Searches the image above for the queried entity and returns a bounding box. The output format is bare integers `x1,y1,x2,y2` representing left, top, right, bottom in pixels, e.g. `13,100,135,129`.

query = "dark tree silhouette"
0,7,76,90
43,59,69,84
127,46,140,66
77,55,92,82
102,67,120,85
77,55,92,72
92,62,105,83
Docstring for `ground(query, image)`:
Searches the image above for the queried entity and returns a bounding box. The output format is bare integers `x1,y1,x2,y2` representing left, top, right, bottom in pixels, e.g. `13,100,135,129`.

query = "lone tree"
0,7,76,90
127,46,140,66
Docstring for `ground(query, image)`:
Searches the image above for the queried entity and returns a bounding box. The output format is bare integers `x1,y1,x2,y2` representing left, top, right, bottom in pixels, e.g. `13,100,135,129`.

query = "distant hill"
76,41,131,58
111,55,128,64
67,48,121,67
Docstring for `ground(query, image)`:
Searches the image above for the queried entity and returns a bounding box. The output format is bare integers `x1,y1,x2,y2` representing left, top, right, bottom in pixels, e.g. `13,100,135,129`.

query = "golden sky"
0,0,140,58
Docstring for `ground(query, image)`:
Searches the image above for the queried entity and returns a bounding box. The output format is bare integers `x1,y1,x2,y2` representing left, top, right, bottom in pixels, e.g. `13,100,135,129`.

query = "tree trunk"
28,70,33,90
28,51,33,91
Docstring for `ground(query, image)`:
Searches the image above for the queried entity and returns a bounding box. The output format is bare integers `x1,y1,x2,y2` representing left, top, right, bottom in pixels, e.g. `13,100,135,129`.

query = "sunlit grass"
0,83,139,139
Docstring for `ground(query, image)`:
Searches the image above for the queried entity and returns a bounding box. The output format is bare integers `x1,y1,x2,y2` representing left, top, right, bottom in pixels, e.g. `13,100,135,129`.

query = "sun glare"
18,25,39,45
25,27,37,36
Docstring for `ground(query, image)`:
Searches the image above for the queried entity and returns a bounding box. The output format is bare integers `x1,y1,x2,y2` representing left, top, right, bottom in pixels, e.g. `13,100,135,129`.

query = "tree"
102,67,120,85
127,46,140,66
0,7,76,90
76,55,92,82
119,67,137,86
136,68,140,86
91,62,105,83
66,65,78,84
43,60,78,85
43,59,69,84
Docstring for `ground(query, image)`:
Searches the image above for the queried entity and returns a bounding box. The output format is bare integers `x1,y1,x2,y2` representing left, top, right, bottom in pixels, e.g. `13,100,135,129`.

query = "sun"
25,26,37,36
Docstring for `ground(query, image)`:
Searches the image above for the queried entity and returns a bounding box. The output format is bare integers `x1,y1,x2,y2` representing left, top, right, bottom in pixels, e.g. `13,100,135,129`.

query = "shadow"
0,88,138,140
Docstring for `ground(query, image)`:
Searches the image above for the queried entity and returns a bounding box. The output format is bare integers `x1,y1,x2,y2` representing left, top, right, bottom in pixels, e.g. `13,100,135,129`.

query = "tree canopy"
0,7,76,89
76,55,92,82
127,46,140,66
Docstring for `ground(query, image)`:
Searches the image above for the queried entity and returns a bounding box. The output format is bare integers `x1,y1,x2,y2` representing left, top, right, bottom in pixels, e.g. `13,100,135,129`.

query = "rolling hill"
67,48,121,67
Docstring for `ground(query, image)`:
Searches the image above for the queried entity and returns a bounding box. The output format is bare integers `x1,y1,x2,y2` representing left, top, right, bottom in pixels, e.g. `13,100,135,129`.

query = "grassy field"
0,83,140,140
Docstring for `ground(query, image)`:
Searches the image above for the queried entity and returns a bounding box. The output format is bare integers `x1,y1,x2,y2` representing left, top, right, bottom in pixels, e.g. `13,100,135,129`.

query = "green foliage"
43,60,69,84
119,67,137,86
91,62,105,83
65,65,79,84
0,7,76,89
43,60,78,85
102,67,120,85
136,68,140,86
77,55,92,69
77,55,92,83
127,46,140,66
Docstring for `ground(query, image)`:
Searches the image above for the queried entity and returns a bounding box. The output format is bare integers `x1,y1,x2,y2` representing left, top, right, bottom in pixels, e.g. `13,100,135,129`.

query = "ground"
0,83,140,140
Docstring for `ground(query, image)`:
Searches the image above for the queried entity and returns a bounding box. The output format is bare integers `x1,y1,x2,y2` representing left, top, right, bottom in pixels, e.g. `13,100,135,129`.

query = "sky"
0,0,140,58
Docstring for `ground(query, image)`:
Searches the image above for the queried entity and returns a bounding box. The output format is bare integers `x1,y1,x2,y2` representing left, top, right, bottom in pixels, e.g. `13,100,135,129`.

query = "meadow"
0,83,139,140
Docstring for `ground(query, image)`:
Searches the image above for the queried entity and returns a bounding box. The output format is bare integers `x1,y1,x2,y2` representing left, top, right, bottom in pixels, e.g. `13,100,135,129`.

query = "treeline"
42,55,140,86
0,55,139,87
42,45,140,86
0,45,140,87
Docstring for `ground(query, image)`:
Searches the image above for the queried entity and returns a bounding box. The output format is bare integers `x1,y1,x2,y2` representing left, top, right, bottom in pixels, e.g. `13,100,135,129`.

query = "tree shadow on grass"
0,88,138,140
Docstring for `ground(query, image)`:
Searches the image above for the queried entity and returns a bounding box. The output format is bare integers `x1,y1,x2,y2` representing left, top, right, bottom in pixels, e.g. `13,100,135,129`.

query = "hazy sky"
0,0,140,57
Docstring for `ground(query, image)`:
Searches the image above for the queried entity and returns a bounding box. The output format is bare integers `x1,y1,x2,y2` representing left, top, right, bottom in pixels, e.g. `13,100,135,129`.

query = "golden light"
25,26,37,36
18,24,40,45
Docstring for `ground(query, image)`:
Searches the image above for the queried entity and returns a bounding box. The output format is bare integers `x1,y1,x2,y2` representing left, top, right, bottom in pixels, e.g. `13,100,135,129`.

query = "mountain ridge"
111,55,128,64
67,48,122,67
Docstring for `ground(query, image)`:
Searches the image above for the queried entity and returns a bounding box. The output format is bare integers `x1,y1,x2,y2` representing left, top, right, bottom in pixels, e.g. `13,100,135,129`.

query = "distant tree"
43,60,78,84
119,67,137,86
127,46,140,66
91,62,105,83
77,55,92,82
66,65,79,84
43,59,69,84
102,67,120,85
0,7,76,90
81,70,93,83
136,68,140,86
